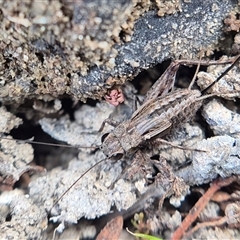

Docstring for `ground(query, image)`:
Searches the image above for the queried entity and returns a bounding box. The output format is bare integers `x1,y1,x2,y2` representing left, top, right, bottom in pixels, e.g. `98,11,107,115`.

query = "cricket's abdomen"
158,89,202,126
135,89,202,137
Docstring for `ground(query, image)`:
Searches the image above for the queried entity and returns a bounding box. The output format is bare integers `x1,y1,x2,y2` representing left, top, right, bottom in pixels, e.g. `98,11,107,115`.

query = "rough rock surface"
0,0,238,104
0,190,47,239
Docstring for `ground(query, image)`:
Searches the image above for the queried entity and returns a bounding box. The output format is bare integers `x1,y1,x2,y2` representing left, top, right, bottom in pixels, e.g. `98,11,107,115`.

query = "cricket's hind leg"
152,138,207,153
188,56,202,90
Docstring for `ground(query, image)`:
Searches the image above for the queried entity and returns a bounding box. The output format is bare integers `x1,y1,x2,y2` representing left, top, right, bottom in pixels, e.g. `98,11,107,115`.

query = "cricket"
50,54,240,207
1,54,240,238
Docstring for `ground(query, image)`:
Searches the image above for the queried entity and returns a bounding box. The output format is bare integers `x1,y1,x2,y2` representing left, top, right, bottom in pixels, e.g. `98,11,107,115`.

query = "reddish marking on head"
104,88,124,106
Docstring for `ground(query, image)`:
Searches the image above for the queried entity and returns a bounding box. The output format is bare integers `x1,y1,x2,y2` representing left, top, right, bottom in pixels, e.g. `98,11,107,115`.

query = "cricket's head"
100,132,124,160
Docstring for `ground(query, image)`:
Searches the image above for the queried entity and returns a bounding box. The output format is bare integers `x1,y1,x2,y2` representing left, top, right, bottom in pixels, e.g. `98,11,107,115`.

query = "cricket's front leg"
99,118,120,132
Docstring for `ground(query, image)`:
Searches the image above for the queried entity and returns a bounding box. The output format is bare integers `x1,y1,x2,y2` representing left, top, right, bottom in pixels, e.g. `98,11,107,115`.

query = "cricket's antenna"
51,158,107,210
201,55,240,95
0,136,98,150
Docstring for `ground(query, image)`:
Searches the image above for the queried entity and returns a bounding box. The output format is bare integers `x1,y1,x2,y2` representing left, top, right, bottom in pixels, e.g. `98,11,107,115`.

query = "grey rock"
202,99,240,138
0,190,47,239
176,135,240,185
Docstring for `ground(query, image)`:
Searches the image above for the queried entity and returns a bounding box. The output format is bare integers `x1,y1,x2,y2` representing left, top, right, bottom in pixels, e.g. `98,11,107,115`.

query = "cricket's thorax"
101,120,143,159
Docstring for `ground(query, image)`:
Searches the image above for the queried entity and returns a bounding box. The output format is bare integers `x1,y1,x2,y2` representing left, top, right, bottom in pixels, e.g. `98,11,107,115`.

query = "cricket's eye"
101,133,109,143
111,153,123,161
